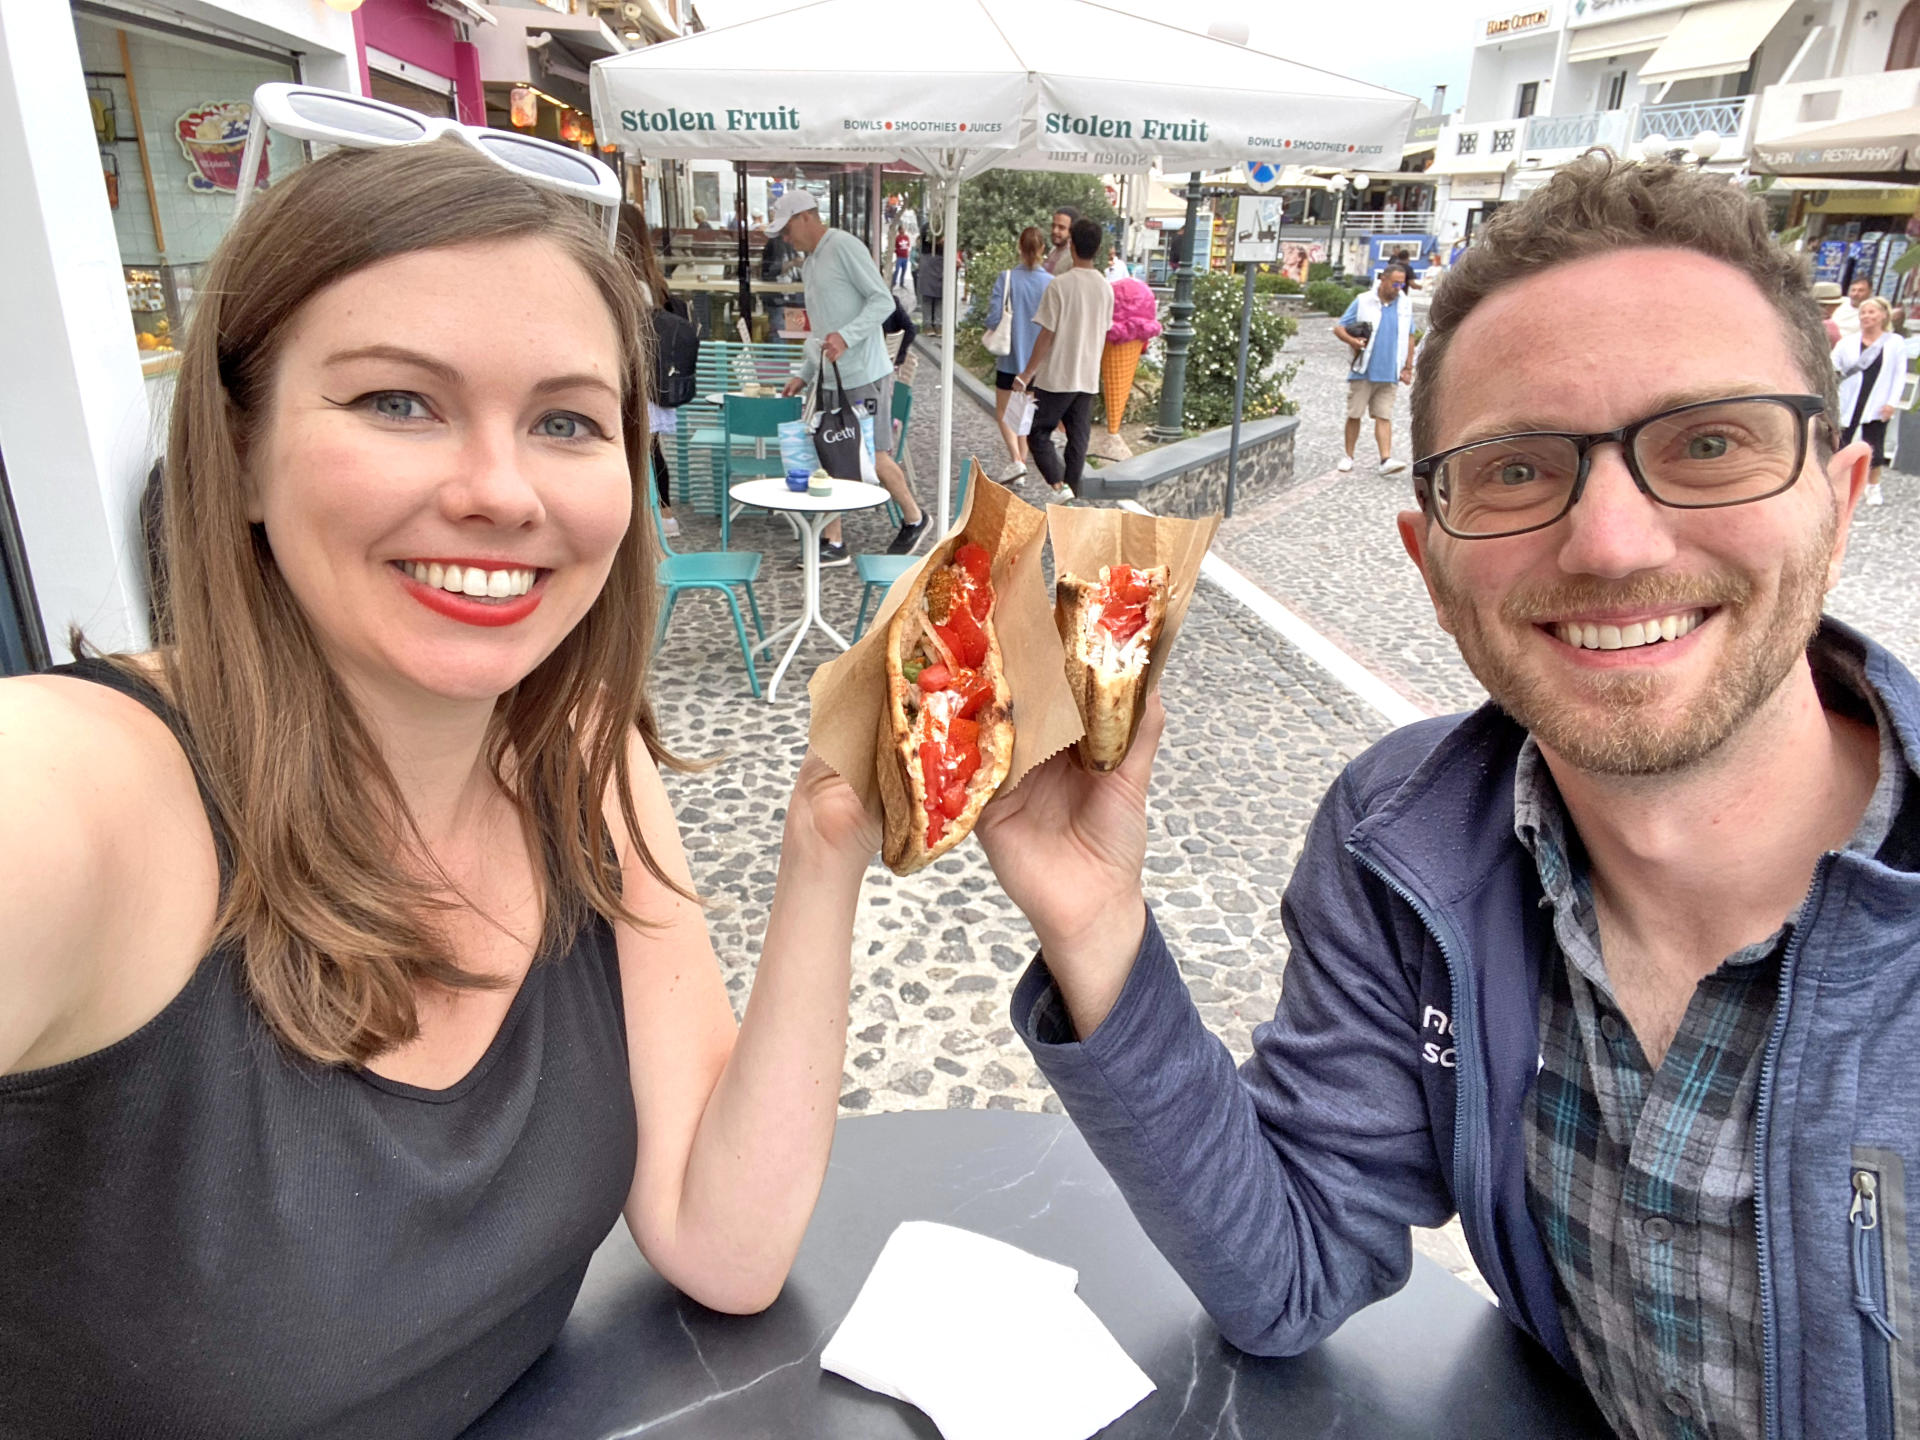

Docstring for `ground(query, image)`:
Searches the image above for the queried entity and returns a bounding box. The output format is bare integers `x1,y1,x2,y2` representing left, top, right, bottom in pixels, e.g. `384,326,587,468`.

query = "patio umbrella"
1752,107,1920,182
592,0,1414,535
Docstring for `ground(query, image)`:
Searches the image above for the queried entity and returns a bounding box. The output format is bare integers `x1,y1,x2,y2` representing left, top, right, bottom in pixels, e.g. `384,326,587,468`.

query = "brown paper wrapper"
807,465,1085,815
1047,504,1221,769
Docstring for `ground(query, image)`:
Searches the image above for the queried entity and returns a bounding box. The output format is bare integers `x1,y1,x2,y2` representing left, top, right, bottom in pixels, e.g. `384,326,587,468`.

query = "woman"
1834,293,1907,507
617,203,682,536
0,140,878,1438
915,233,945,334
892,225,911,289
984,227,1054,486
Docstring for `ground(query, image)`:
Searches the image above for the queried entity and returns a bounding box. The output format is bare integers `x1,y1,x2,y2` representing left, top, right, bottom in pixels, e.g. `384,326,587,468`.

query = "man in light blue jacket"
772,190,926,563
979,154,1920,1440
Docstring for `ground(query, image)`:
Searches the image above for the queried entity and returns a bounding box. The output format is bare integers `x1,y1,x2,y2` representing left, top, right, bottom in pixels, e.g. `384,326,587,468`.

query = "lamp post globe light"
1691,130,1723,164
1638,133,1669,163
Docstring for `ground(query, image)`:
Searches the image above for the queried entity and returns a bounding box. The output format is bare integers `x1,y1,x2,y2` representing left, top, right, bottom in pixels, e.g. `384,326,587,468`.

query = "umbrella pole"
938,177,960,537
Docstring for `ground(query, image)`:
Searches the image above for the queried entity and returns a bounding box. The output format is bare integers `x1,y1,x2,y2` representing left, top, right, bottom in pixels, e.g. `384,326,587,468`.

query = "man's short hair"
1382,261,1411,282
1410,153,1836,462
1054,205,1080,224
1069,216,1101,260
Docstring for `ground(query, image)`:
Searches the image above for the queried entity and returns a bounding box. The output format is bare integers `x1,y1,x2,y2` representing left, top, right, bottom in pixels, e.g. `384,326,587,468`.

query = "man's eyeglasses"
232,83,623,248
1411,394,1832,540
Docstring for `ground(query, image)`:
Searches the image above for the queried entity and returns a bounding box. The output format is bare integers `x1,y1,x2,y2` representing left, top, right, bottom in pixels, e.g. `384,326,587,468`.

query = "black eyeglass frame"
1410,393,1834,540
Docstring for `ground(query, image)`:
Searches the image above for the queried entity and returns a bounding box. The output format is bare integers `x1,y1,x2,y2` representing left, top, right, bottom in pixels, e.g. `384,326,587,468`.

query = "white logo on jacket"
1421,1005,1456,1069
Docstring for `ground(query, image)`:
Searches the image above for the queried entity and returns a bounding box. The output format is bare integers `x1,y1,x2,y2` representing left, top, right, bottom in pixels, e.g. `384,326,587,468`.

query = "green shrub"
1182,269,1299,432
1253,272,1303,296
1307,261,1334,283
1305,280,1362,317
961,238,1019,329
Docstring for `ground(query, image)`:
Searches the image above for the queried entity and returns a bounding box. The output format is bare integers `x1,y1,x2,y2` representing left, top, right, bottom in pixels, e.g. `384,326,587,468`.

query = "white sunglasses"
232,82,622,247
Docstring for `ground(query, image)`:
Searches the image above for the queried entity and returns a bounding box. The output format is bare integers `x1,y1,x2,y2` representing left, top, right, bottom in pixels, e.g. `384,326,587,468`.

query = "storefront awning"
1566,10,1674,62
1428,148,1515,178
1637,0,1794,85
1752,105,1920,180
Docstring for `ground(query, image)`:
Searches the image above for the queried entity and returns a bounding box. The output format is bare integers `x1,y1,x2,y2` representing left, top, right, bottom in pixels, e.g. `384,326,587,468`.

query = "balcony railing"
1526,111,1601,150
1341,210,1438,233
1635,96,1752,143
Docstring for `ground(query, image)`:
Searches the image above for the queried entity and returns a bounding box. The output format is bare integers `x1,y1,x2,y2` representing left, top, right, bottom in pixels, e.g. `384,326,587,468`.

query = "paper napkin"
820,1221,1154,1440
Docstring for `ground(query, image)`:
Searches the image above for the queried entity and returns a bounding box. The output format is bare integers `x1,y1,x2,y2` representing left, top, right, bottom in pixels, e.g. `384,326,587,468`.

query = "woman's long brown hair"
616,202,671,311
130,141,679,1067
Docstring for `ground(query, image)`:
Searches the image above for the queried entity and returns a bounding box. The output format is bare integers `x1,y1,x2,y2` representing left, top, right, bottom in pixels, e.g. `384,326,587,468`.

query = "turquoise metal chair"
883,381,917,528
718,393,802,549
648,470,768,698
852,458,975,641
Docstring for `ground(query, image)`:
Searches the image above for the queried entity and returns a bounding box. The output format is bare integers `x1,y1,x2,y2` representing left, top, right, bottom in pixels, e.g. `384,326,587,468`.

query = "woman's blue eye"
537,412,602,441
369,392,429,422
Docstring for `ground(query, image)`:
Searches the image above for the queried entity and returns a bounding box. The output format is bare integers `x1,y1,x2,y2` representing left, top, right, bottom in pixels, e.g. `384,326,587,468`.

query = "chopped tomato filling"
1097,563,1154,646
915,544,1000,848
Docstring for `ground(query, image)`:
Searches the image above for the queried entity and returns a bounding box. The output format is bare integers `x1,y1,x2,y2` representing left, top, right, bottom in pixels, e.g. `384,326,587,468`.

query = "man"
760,220,803,337
1045,206,1080,277
1833,275,1872,339
979,155,1918,1439
1012,217,1113,499
1333,262,1414,476
771,189,928,562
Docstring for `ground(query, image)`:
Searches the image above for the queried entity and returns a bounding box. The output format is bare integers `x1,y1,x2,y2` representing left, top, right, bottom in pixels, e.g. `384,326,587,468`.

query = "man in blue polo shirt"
1334,262,1414,476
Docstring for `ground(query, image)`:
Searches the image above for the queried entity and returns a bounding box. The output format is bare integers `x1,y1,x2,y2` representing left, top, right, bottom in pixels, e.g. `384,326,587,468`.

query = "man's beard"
1431,515,1835,776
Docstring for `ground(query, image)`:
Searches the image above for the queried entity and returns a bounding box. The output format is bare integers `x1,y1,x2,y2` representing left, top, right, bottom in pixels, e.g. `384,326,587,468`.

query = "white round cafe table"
729,477,892,702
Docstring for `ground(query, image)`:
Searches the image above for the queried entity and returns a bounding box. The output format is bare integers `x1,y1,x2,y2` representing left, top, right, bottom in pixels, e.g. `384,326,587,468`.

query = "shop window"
369,68,455,120
73,8,302,369
1516,81,1539,119
1890,0,1920,70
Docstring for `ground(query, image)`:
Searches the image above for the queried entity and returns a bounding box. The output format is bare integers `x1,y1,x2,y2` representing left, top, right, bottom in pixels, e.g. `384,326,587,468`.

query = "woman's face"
248,237,632,708
1862,304,1886,338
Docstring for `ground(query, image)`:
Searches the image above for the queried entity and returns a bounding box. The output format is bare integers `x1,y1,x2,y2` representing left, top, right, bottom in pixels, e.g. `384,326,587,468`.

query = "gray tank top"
0,660,638,1439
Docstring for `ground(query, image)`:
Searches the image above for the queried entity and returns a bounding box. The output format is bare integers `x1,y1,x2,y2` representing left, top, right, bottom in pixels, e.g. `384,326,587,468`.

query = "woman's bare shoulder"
0,665,218,1074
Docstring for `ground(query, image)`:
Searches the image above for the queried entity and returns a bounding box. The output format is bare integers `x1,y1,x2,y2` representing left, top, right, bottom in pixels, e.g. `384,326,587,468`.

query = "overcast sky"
687,0,1483,112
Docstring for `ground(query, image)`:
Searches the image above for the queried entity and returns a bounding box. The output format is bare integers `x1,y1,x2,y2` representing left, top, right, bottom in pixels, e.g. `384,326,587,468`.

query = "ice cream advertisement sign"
176,102,265,193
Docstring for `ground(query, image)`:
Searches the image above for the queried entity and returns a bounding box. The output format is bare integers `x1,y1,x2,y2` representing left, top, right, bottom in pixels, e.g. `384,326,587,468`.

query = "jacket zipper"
1853,1166,1900,1440
1753,856,1831,1440
1347,846,1486,1299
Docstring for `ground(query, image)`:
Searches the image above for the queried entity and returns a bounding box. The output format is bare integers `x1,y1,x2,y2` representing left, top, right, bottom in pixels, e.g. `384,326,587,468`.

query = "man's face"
1051,212,1072,246
1399,248,1868,777
1378,269,1404,301
784,208,824,253
1850,279,1872,305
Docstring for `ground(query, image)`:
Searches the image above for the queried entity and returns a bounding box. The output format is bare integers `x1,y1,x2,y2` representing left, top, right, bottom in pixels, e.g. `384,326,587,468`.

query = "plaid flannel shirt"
1518,649,1906,1440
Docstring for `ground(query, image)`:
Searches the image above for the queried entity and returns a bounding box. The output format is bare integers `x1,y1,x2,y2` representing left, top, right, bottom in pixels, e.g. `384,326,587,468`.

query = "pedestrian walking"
980,152,1919,1440
1011,216,1114,498
1833,275,1872,339
1044,206,1079,277
891,226,911,289
1834,293,1906,507
985,225,1054,485
914,235,945,335
617,203,688,536
770,189,928,562
1333,262,1414,475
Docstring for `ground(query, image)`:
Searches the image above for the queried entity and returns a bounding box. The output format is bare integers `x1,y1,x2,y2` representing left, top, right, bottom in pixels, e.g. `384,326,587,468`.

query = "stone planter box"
1081,415,1299,517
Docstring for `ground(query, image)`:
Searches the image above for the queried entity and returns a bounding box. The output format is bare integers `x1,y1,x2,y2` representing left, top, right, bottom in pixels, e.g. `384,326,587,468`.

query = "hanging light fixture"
322,0,366,12
509,86,538,129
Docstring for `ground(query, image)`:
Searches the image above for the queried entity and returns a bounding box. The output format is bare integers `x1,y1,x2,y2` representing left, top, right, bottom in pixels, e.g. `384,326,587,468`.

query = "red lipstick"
394,564,546,628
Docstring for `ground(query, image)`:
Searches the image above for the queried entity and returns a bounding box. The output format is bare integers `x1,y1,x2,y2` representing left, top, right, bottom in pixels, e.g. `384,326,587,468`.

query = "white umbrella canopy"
591,0,1415,533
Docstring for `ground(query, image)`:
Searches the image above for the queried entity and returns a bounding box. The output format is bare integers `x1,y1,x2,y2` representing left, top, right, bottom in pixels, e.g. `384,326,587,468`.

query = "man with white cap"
771,189,927,562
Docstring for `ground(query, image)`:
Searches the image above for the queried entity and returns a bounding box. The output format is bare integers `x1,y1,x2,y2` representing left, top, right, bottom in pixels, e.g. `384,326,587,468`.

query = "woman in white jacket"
1832,294,1906,506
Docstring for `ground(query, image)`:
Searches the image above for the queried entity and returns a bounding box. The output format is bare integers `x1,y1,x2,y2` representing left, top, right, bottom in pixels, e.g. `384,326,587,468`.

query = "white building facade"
1434,0,1831,244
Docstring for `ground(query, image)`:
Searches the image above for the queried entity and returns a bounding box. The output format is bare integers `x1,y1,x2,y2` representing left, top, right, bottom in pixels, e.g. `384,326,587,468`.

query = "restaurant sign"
1483,8,1551,39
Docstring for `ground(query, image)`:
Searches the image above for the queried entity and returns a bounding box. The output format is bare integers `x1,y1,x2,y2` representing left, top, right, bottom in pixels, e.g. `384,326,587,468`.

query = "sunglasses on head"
232,83,623,248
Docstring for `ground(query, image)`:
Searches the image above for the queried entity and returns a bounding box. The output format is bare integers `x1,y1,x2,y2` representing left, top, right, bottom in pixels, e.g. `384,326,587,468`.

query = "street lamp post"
1331,174,1359,280
1150,170,1204,443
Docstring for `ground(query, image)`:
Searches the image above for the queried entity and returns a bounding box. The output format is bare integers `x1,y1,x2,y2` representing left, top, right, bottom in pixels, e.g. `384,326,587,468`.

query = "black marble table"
461,1110,1609,1439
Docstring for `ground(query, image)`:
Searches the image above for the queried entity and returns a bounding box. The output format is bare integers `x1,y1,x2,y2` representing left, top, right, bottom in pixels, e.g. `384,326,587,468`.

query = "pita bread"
877,536,1015,875
1055,564,1171,772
